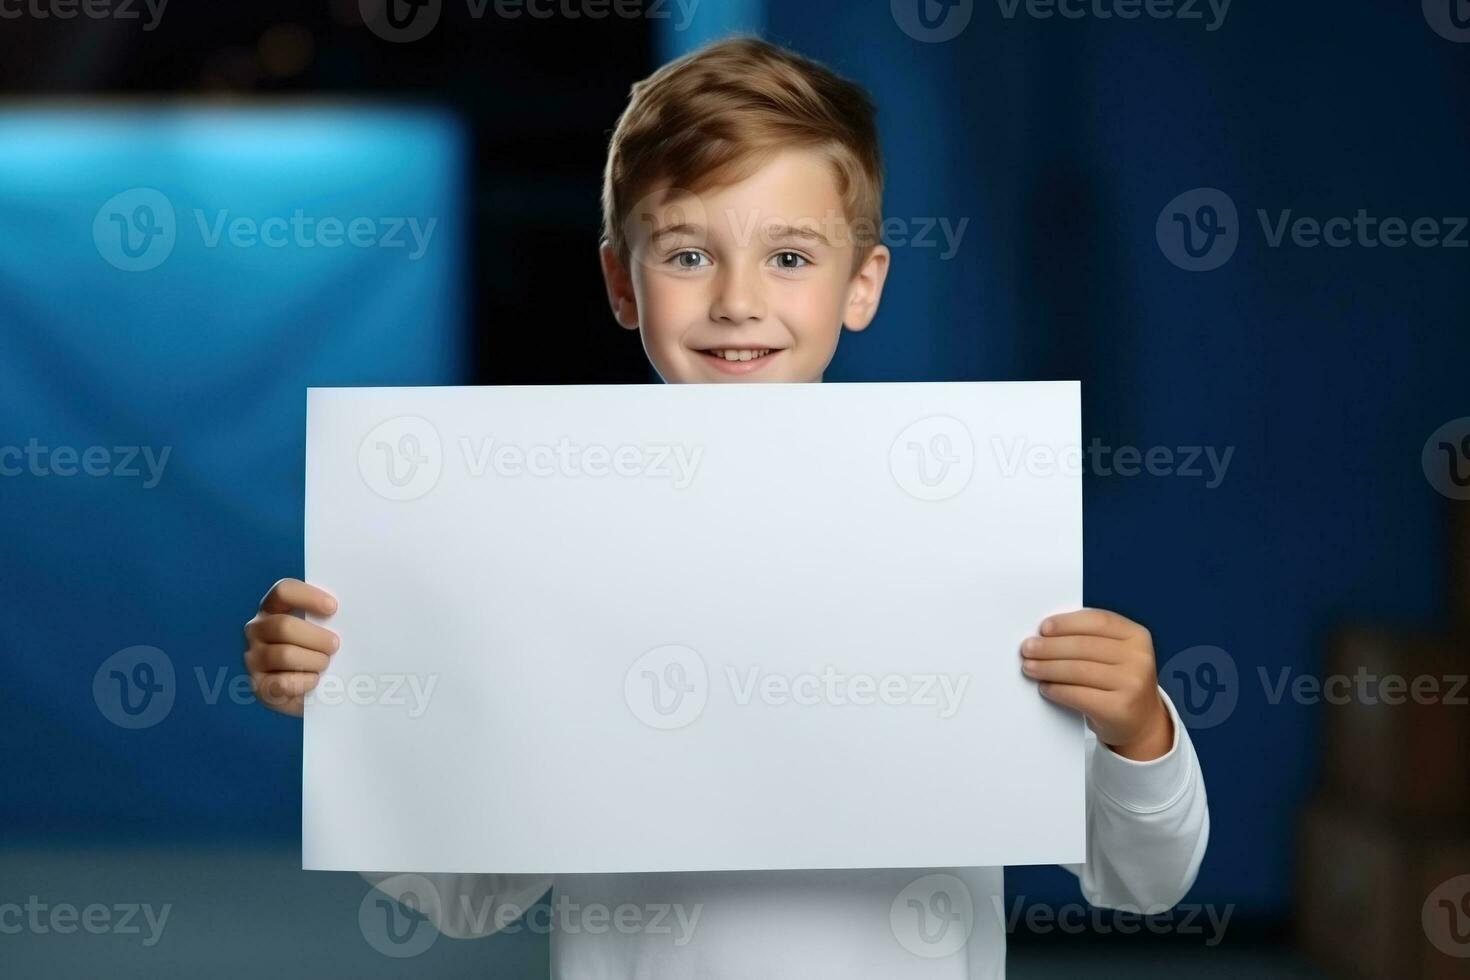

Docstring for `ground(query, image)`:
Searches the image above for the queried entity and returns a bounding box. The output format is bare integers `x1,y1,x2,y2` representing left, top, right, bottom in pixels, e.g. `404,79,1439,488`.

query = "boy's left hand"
1020,608,1174,761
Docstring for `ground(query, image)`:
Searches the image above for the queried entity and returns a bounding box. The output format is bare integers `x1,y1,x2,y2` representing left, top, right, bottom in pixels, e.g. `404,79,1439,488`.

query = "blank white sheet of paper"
303,381,1084,875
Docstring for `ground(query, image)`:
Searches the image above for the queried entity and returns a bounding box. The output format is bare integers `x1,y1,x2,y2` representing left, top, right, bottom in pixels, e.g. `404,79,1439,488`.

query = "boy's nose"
709,266,765,323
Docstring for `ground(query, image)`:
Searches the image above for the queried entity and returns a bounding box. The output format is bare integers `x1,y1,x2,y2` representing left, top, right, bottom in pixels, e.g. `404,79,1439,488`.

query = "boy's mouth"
695,347,784,374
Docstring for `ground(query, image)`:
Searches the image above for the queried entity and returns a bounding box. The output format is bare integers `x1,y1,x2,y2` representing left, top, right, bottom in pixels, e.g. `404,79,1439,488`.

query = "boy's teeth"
711,349,770,361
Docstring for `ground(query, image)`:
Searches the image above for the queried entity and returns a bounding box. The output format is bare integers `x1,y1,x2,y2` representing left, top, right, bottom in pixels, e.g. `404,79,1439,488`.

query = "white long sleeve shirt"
361,687,1208,979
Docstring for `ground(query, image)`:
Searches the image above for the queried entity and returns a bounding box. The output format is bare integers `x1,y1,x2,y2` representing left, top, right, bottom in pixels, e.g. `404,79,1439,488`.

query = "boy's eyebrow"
648,220,839,248
762,223,837,247
649,222,704,245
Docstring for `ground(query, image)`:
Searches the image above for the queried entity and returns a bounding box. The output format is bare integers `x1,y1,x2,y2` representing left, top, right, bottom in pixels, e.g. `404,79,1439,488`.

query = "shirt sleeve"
1064,686,1210,911
358,871,555,940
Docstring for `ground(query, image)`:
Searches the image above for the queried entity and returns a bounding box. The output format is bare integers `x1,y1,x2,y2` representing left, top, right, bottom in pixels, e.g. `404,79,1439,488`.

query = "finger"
1036,682,1111,717
258,691,305,718
260,578,338,617
1020,635,1125,664
252,670,321,704
1039,608,1141,641
1022,658,1118,690
248,643,330,675
248,613,339,653
271,698,305,718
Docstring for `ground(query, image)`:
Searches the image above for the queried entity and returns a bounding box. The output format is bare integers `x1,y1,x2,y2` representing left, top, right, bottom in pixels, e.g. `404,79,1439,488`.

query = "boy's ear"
599,241,640,331
842,244,890,333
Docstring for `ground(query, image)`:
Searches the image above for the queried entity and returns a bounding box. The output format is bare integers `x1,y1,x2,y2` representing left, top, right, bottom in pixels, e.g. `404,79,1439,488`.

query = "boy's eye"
670,250,709,270
666,250,809,271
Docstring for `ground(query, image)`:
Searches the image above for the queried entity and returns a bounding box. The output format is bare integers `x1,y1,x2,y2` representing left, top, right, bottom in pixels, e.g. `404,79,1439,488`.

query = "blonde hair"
601,36,884,272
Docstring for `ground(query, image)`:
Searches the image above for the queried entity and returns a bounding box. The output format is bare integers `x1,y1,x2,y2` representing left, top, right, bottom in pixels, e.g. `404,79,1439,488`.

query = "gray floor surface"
0,847,1330,979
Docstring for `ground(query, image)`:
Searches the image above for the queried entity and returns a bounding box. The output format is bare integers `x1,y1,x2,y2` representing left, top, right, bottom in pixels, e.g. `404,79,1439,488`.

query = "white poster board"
303,381,1084,874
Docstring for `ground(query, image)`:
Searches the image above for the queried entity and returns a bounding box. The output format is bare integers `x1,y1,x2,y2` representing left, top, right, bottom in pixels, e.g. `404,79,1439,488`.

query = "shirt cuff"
1088,686,1195,813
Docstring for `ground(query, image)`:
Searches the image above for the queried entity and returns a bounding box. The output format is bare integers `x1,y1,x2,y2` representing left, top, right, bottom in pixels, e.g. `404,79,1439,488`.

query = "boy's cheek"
648,335,715,385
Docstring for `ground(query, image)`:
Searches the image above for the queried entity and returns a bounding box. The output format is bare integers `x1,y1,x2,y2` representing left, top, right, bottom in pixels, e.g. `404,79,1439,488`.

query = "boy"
243,36,1208,978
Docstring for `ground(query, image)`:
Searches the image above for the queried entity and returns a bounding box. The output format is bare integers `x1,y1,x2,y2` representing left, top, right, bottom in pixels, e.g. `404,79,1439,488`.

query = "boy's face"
600,149,890,383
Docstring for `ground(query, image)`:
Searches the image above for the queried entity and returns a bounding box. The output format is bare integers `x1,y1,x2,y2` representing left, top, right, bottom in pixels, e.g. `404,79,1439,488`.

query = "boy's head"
599,36,890,384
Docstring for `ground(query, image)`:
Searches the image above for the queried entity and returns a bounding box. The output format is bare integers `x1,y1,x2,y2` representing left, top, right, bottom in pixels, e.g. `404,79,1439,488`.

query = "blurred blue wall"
0,106,467,842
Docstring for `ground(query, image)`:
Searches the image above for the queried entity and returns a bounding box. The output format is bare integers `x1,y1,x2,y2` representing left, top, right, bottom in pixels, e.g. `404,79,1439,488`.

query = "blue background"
0,106,467,839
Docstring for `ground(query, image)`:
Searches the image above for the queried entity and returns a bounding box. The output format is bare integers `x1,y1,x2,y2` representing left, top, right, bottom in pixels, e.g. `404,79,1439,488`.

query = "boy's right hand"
242,578,339,717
